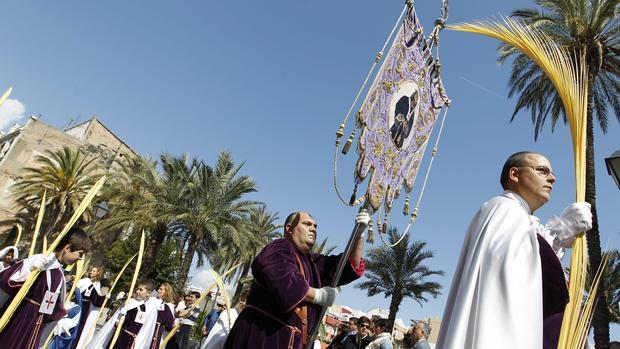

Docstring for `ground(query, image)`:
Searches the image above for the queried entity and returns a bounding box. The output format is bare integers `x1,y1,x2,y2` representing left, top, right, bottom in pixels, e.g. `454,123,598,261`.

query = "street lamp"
605,150,620,189
88,201,109,234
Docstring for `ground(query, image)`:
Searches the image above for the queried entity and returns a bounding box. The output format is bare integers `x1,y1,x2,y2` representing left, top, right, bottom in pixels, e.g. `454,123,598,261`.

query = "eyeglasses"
358,324,370,328
517,165,556,179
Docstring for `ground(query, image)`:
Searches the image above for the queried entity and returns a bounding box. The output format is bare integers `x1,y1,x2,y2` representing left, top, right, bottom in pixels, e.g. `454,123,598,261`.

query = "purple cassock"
537,234,570,349
224,238,364,349
113,303,146,349
71,281,105,349
0,261,67,349
149,301,175,349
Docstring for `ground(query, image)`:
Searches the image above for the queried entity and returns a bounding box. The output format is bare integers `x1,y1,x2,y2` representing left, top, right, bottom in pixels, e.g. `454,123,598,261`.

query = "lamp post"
88,201,109,235
605,150,620,189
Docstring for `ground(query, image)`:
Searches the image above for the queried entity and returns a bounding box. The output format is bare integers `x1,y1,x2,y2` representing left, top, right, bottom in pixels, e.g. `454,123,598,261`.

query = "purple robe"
224,238,364,349
0,260,67,349
149,301,175,349
537,234,569,349
113,303,146,349
72,280,105,349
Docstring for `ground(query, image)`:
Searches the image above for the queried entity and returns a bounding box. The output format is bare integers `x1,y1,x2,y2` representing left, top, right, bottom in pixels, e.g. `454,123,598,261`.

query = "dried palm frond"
449,18,598,348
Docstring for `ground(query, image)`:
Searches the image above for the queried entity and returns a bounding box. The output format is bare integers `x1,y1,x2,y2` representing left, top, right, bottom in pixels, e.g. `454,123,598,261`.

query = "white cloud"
0,99,26,131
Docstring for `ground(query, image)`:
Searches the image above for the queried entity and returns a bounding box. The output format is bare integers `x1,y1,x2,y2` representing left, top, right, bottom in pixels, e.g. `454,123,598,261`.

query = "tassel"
342,129,356,155
366,220,374,244
403,195,410,216
377,219,383,235
335,123,345,147
349,181,359,205
382,217,388,234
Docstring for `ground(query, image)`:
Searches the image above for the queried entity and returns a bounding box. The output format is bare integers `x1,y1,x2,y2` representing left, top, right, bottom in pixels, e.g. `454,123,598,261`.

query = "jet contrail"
459,76,507,100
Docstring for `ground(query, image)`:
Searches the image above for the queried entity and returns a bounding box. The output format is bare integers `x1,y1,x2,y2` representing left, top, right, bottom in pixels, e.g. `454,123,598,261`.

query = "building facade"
0,116,136,230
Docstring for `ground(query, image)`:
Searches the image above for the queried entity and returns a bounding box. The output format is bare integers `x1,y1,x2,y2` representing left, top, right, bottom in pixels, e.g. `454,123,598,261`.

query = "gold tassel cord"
159,262,243,349
108,230,146,349
29,190,47,257
449,18,593,348
81,253,138,347
0,176,106,333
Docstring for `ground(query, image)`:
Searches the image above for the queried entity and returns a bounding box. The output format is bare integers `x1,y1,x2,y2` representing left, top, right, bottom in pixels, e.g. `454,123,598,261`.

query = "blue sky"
1,0,618,340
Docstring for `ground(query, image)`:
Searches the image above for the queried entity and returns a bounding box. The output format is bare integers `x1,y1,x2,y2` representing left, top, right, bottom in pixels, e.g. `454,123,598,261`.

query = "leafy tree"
497,1,619,345
161,152,258,291
356,227,443,327
10,146,100,242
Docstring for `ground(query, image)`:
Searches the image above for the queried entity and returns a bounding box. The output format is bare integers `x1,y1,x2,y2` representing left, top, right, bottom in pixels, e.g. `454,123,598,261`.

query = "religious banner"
355,7,449,212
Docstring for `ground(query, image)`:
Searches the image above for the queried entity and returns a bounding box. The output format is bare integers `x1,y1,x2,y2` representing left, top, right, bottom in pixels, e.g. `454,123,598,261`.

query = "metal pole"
306,207,369,348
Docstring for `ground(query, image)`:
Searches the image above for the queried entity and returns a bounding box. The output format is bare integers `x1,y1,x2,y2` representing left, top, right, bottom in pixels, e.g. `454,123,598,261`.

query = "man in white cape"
435,151,592,349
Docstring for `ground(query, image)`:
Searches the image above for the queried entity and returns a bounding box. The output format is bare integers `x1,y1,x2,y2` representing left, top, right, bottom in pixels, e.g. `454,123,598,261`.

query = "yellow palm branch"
0,87,12,107
13,224,22,247
29,190,47,257
449,18,595,348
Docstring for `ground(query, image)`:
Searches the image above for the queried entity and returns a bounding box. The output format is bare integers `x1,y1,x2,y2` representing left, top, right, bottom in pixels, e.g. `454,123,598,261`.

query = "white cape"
74,278,102,349
435,193,542,349
85,298,157,349
200,308,238,349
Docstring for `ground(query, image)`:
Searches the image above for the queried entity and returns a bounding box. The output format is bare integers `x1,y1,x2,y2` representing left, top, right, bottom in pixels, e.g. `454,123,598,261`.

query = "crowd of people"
0,227,248,349
0,151,605,349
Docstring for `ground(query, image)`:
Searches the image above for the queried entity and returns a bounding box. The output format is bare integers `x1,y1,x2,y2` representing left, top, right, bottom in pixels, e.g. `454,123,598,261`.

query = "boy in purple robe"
224,211,370,349
0,227,91,349
112,280,153,349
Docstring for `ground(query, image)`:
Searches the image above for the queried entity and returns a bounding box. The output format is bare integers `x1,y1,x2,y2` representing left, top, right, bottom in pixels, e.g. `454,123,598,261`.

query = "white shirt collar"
502,190,532,214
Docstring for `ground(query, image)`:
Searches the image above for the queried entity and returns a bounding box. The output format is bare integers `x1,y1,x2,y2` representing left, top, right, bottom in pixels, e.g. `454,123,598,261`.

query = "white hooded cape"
74,277,102,349
0,246,18,273
436,192,545,349
85,297,157,349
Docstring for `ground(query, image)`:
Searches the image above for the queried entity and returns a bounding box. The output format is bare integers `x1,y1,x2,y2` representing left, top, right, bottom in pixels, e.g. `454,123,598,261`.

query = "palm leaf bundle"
0,176,106,333
108,230,146,349
449,18,601,348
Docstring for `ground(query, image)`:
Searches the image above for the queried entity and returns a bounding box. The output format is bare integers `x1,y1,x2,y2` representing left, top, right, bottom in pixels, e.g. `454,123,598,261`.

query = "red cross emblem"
44,293,55,310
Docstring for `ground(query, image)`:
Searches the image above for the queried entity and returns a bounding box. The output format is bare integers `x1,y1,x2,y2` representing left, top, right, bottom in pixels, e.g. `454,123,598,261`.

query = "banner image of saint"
389,82,420,148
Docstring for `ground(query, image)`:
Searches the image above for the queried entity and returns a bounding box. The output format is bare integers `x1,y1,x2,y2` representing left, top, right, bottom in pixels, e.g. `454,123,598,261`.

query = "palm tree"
356,227,443,327
497,1,619,345
586,249,620,325
11,146,100,240
97,156,172,277
162,152,258,291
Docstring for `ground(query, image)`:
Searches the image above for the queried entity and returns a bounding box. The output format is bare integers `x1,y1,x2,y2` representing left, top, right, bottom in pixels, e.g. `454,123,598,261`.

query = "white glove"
355,211,371,226
311,287,338,307
119,307,127,317
30,254,52,270
174,318,182,326
547,202,592,247
53,318,71,336
355,211,371,239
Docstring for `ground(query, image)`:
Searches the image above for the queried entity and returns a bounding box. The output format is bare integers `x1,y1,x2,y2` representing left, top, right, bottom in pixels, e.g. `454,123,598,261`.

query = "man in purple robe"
224,211,370,349
0,227,91,349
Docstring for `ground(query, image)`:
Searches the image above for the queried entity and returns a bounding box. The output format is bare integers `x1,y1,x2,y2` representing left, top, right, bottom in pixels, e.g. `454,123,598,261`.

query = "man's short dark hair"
373,318,390,332
284,212,314,233
358,316,371,326
191,291,201,298
349,317,358,324
54,227,91,253
500,151,540,189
